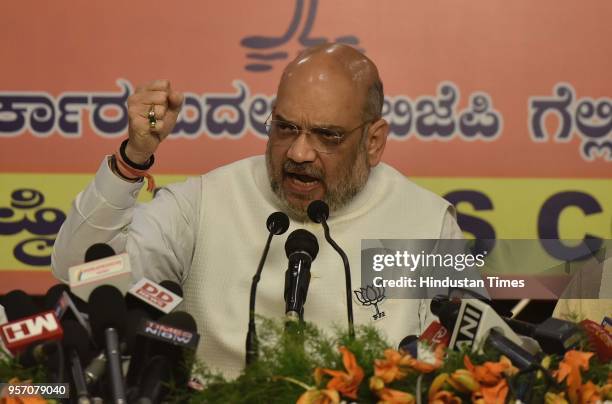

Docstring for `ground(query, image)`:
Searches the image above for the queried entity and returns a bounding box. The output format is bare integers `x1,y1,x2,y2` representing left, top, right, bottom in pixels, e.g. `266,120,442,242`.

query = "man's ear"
365,118,389,167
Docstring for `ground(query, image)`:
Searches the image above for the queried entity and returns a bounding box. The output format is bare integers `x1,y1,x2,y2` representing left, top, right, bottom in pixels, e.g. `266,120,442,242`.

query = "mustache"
282,160,324,180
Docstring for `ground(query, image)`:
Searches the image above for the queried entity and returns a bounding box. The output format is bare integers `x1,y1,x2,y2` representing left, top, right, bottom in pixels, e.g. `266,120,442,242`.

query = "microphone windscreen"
266,212,290,235
66,290,89,313
127,311,199,391
88,285,127,346
62,319,94,363
430,298,460,332
159,280,183,298
1,290,39,320
150,311,199,386
125,308,150,353
43,283,71,310
84,243,116,262
398,335,418,357
307,200,329,223
285,229,319,260
157,311,198,333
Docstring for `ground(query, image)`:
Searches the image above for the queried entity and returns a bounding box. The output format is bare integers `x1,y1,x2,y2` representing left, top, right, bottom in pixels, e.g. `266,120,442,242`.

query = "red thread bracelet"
113,151,156,192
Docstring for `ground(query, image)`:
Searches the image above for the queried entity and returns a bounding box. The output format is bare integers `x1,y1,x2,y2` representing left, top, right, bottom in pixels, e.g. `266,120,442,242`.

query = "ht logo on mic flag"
354,285,386,320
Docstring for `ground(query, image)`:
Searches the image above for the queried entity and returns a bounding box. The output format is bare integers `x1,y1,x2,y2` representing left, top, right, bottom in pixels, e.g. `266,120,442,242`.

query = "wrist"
115,140,156,192
108,155,140,182
125,141,153,165
120,139,154,170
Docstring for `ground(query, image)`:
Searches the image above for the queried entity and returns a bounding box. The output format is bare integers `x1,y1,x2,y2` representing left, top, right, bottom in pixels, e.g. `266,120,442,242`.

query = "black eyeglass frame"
264,114,375,153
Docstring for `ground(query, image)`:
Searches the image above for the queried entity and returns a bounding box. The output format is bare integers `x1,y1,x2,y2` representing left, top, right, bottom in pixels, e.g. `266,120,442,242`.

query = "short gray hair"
363,78,384,122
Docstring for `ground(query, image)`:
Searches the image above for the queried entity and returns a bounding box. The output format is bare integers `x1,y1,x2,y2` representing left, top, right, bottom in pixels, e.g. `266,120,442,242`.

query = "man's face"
265,67,371,221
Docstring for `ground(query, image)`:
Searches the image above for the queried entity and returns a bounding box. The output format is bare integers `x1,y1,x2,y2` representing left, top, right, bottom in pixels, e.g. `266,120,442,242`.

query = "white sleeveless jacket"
182,156,452,378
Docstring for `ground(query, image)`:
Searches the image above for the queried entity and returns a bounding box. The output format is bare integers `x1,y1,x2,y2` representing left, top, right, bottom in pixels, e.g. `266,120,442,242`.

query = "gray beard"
265,145,370,222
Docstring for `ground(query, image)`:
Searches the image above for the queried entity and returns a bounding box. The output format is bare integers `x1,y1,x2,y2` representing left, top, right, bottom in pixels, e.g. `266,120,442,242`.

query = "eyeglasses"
264,115,372,154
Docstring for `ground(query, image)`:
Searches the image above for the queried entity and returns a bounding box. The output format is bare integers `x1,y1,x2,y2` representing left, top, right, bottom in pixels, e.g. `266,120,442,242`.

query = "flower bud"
369,376,385,392
449,369,480,392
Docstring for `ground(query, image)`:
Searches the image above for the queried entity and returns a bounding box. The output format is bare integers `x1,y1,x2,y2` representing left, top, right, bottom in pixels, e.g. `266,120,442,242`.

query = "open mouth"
283,171,323,194
286,172,319,183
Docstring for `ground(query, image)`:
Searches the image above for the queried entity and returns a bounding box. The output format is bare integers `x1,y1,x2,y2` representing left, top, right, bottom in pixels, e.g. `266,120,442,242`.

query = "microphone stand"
320,219,355,339
245,212,289,366
245,231,274,366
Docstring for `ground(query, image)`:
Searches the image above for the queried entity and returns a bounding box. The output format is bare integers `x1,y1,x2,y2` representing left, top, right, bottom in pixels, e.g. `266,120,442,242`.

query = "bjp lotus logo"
354,285,386,320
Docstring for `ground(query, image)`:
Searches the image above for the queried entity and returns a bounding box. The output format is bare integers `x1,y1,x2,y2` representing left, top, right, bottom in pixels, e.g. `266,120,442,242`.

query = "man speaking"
52,43,461,377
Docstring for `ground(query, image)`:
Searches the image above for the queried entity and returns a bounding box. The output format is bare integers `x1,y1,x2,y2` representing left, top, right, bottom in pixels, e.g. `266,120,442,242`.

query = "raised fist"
125,80,184,164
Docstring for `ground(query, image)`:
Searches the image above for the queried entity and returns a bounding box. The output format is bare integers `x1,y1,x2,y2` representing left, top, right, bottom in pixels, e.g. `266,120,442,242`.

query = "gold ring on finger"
148,105,157,129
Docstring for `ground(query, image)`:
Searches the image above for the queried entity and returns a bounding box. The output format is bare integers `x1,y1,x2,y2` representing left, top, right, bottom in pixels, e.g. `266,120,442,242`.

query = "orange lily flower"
464,355,516,385
377,387,415,404
316,346,364,400
374,349,410,383
578,381,601,404
471,379,508,404
375,345,446,384
404,344,446,373
554,351,594,404
296,388,340,404
464,355,516,404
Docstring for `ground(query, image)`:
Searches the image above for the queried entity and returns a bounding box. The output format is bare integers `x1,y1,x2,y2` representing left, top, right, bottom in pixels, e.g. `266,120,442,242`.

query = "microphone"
398,335,418,357
44,283,88,313
246,211,290,366
85,243,116,262
0,290,66,383
1,290,42,359
0,291,64,357
159,280,183,297
84,280,183,392
83,352,107,388
398,321,451,362
126,278,184,319
16,339,59,368
432,295,579,356
307,200,355,338
88,285,128,403
432,297,540,370
125,309,155,387
123,278,185,383
284,229,319,322
69,243,132,301
131,312,200,403
1,289,40,321
44,283,91,337
44,283,71,311
503,317,580,355
62,320,94,403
